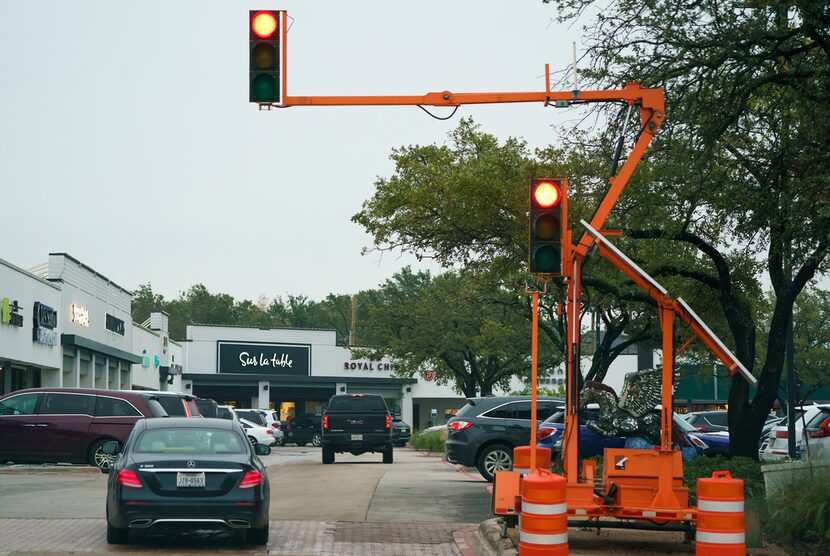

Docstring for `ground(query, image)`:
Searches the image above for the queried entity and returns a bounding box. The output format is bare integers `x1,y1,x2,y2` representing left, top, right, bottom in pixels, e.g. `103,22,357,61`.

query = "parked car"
143,391,202,418
537,406,730,459
321,394,393,464
280,413,323,447
759,405,824,463
195,397,218,418
445,396,564,482
683,410,729,433
234,409,268,427
217,404,240,422
801,405,830,461
0,388,183,471
103,417,271,545
392,417,412,447
239,418,278,446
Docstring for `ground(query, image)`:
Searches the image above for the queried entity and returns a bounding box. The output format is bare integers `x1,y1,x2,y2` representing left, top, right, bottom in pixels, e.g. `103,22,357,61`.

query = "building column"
401,386,414,424
252,381,270,409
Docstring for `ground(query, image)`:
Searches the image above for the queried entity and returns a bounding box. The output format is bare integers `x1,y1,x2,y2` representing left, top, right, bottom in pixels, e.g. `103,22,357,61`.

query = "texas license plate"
176,472,205,488
351,434,363,441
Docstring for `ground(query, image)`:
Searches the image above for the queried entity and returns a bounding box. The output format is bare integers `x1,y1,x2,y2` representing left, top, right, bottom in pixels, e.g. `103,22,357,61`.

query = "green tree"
544,0,830,457
356,267,558,397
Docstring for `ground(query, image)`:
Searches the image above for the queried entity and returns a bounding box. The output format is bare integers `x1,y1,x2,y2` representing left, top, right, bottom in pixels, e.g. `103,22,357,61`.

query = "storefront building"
27,253,141,390
176,324,474,428
0,258,62,395
131,312,183,391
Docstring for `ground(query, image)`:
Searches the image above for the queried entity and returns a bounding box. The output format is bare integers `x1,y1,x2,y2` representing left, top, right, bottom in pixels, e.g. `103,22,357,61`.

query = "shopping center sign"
218,341,310,376
32,302,58,346
1,297,24,327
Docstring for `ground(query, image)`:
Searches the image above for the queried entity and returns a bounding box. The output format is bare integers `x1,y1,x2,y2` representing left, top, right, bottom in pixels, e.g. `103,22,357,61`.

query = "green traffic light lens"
534,213,560,240
251,74,277,102
533,245,560,273
252,43,277,70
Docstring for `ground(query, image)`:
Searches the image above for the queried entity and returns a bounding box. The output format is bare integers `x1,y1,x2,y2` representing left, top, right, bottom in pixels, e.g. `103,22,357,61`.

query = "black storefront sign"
32,302,58,346
106,313,125,336
218,341,310,376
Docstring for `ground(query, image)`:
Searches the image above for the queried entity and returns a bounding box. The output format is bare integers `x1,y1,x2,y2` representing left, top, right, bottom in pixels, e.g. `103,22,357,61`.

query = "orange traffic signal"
250,10,281,103
529,179,563,275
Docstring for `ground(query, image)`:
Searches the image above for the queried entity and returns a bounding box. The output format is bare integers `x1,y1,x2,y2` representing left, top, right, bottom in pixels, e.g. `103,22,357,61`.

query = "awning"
61,334,142,364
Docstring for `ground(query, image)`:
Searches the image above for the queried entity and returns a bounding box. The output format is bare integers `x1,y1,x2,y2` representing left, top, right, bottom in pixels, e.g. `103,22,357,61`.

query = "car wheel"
477,444,512,482
90,439,118,471
383,444,393,464
296,442,307,447
246,525,269,545
395,441,406,448
248,436,258,447
322,446,335,464
106,521,128,544
311,433,322,447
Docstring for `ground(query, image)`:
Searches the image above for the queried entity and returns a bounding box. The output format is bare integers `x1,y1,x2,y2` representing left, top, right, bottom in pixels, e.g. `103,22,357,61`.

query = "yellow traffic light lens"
533,182,560,208
252,11,278,38
534,213,560,240
252,43,277,69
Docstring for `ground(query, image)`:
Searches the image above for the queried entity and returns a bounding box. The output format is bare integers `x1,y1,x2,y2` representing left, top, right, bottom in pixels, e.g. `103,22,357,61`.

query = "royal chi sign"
218,341,310,376
343,360,394,371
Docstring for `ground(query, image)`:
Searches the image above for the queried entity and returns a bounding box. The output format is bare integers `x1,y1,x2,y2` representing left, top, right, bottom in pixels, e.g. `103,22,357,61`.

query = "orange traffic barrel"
513,446,551,475
696,470,745,555
519,470,568,555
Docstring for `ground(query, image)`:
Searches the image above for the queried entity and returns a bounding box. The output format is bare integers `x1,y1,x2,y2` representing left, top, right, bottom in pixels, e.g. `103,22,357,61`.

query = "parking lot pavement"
0,447,487,554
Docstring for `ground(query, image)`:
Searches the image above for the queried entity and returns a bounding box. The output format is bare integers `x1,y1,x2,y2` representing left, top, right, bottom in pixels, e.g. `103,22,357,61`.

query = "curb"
0,464,100,474
477,518,518,556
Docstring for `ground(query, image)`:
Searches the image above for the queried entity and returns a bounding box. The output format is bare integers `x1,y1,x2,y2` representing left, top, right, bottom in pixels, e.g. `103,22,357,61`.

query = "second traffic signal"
529,179,564,275
250,10,281,104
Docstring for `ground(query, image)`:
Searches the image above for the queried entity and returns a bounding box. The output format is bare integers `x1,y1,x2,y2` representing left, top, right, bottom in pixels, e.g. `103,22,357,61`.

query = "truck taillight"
808,416,830,438
117,469,143,489
447,421,473,431
385,414,391,429
323,415,329,430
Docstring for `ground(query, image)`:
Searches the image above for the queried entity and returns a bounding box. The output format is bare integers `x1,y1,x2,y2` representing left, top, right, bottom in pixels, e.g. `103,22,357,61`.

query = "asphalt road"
0,446,489,554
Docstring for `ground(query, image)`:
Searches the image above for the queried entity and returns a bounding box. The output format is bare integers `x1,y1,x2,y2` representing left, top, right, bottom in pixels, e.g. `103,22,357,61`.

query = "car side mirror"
254,444,271,456
101,441,120,456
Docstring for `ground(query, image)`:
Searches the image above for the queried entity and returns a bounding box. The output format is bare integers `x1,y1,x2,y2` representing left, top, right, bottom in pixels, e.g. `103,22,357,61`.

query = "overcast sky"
1,0,588,302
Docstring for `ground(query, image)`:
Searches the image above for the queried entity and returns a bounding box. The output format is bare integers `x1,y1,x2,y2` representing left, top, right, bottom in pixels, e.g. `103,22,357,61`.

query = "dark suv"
280,413,323,447
0,388,199,470
445,396,564,482
684,410,728,433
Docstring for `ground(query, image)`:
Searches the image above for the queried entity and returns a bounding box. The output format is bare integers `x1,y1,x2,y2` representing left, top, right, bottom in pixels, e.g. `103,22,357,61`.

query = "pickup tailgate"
328,413,388,434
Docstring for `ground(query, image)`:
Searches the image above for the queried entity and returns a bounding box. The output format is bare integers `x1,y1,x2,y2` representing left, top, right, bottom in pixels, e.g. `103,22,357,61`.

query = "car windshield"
673,414,697,433
154,396,186,417
543,410,565,424
328,396,387,412
135,428,245,454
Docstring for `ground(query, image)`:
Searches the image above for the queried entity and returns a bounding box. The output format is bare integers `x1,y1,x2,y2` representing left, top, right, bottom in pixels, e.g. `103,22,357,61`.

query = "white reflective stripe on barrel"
513,467,529,475
521,501,568,515
520,530,568,545
696,531,746,544
698,499,745,513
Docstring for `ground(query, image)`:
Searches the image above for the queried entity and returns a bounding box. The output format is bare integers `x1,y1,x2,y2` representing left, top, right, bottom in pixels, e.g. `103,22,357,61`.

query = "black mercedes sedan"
103,417,271,545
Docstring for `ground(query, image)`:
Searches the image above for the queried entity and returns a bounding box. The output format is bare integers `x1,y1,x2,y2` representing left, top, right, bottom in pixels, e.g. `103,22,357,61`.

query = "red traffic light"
533,181,561,208
251,11,278,39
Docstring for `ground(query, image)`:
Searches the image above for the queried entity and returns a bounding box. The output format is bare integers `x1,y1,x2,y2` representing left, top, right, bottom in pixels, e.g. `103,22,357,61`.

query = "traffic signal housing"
249,10,281,104
529,179,563,275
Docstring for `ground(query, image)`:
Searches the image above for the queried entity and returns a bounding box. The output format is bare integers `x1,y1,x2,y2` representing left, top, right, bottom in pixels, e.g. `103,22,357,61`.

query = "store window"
62,347,76,374
79,352,91,377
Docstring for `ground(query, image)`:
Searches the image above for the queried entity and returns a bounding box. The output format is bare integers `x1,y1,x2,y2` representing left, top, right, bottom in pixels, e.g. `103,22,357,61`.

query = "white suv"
800,405,830,461
759,405,824,462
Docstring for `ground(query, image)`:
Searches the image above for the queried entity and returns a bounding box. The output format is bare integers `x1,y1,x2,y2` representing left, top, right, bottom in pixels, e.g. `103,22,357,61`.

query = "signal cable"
417,105,460,120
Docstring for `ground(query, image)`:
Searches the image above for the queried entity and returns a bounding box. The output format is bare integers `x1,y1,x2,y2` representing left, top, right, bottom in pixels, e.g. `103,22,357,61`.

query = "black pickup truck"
321,394,394,464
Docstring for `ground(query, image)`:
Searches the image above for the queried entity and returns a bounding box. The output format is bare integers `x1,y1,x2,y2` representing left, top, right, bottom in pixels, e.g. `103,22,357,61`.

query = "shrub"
764,469,830,545
682,455,764,504
411,430,446,454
